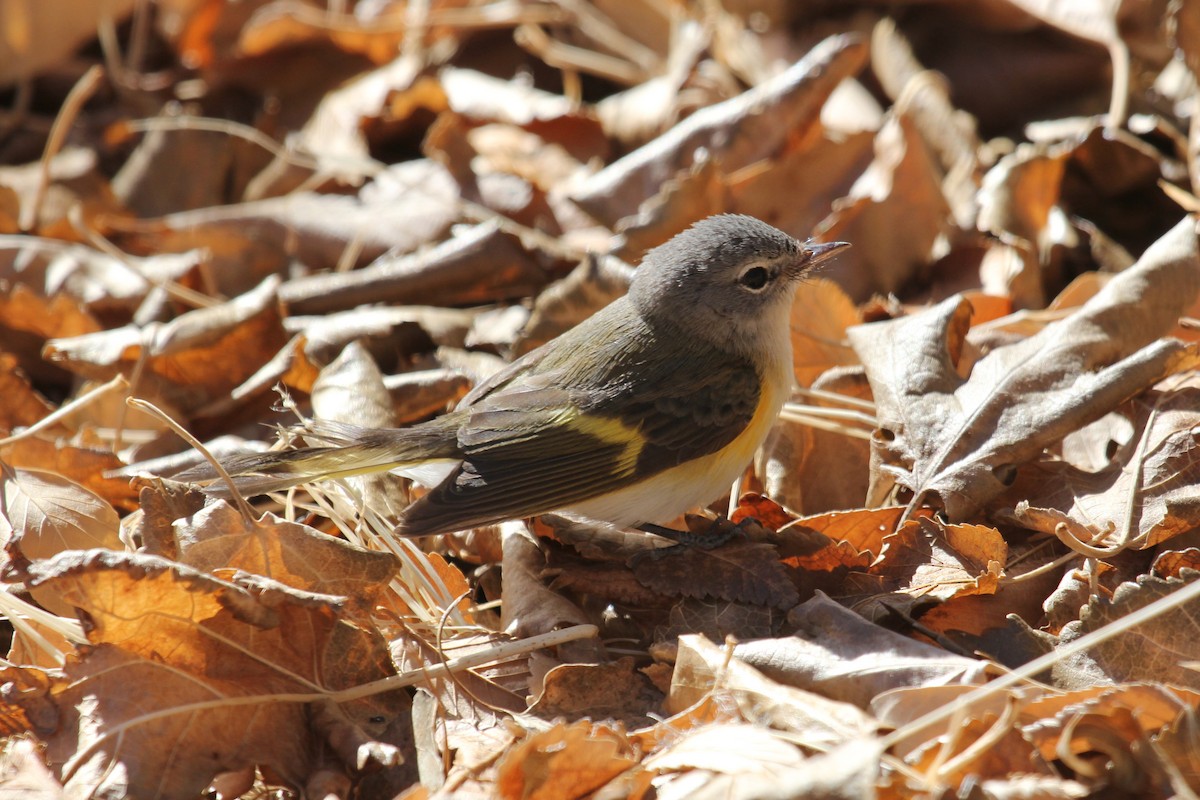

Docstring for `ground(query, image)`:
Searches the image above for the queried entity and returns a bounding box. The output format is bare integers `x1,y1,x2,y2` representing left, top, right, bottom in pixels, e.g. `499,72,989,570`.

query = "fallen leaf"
668,634,878,746
0,465,122,617
632,540,800,610
45,276,289,416
495,720,636,800
279,220,554,315
816,111,954,301
570,34,868,225
6,549,407,798
1053,572,1200,691
873,517,1008,605
164,501,399,614
528,657,663,726
1000,387,1200,550
850,215,1200,519
733,593,992,709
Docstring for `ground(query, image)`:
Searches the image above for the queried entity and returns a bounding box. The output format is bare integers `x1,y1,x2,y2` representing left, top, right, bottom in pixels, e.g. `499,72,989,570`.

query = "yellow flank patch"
561,409,644,478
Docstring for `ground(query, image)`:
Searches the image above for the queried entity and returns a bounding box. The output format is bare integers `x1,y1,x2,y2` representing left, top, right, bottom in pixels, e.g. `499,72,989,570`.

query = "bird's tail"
174,419,460,498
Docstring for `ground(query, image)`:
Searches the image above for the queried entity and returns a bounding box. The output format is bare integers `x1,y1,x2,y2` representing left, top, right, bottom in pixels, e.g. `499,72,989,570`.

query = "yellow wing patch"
558,408,644,479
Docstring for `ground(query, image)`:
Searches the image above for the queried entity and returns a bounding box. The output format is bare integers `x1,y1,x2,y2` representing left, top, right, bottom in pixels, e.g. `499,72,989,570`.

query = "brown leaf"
279,220,554,315
0,465,121,563
570,34,868,225
0,281,100,359
164,501,399,614
1,464,122,616
1053,572,1200,690
759,413,874,516
632,540,800,610
1000,388,1200,549
0,280,97,393
789,276,862,388
1156,703,1200,794
730,130,877,238
117,159,461,294
733,593,992,708
112,126,270,217
189,333,322,422
782,506,911,557
871,517,1007,606
668,634,878,746
657,599,785,642
1154,547,1200,579
0,437,138,512
548,553,668,608
45,277,289,416
500,525,601,663
528,658,664,727
495,720,636,800
910,709,1050,785
11,549,406,797
611,158,730,262
977,141,1068,248
773,524,872,591
0,352,55,432
0,0,137,85
730,492,796,531
850,215,1200,519
0,148,127,238
816,111,954,301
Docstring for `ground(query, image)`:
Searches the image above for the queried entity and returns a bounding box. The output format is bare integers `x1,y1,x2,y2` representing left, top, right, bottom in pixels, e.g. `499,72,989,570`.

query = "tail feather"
176,420,461,499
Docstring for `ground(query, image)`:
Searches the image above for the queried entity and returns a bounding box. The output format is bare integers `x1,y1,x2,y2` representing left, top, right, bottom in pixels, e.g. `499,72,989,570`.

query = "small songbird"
186,215,849,536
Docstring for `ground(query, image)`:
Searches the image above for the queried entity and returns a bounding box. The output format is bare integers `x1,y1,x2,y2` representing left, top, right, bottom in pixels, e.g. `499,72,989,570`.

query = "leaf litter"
3,1,1200,798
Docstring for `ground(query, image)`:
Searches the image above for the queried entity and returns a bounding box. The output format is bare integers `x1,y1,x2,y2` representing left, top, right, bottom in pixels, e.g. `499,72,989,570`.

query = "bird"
184,215,849,537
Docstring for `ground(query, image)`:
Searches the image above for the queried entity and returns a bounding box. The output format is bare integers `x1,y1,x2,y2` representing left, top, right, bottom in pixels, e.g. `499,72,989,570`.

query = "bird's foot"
635,515,751,555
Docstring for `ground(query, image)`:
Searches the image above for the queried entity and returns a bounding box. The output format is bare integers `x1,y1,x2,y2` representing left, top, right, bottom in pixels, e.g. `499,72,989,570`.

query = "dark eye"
738,265,770,291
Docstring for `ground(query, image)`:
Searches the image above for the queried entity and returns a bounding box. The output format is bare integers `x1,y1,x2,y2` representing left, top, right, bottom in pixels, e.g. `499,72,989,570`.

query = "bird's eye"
737,265,770,291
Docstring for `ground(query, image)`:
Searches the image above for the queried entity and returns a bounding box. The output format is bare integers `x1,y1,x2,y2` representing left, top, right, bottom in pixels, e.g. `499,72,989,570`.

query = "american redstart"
184,215,849,536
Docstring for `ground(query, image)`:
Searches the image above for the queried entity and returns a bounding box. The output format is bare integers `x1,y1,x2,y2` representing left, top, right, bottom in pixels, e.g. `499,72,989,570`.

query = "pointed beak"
803,240,851,266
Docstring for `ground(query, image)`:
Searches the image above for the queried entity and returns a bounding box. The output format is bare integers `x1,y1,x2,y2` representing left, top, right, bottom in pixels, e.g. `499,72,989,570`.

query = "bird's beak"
803,240,851,266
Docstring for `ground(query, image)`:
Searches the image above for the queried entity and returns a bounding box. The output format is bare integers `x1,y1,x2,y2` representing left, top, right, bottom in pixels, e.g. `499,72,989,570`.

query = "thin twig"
21,65,105,232
0,374,129,448
879,575,1200,752
126,397,258,523
792,385,877,413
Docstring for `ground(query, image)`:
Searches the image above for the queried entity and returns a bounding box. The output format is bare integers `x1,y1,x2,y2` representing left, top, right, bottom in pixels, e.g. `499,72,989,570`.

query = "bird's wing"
396,349,761,536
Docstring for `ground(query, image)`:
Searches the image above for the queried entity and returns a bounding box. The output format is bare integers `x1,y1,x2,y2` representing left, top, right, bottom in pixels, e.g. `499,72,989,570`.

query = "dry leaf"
163,501,399,613
45,276,289,416
850,215,1200,519
528,658,663,726
1053,572,1200,691
499,524,598,656
873,517,1008,606
0,465,121,564
0,352,55,432
669,634,878,746
279,220,553,315
570,34,868,224
495,720,636,800
632,540,800,610
732,593,991,708
816,111,954,301
7,549,406,798
1000,387,1200,549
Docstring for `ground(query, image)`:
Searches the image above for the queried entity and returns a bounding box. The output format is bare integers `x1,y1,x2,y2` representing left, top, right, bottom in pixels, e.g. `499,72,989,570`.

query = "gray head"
629,214,848,356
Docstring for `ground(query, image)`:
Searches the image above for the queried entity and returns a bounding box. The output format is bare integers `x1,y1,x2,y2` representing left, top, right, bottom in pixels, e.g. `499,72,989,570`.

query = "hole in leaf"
992,463,1017,486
